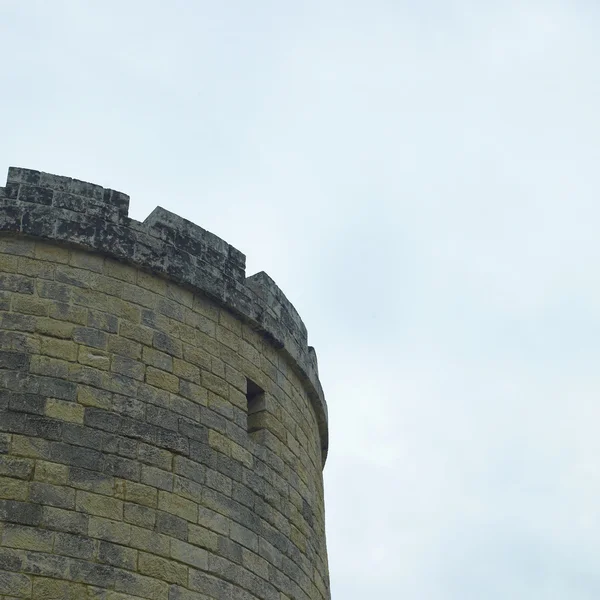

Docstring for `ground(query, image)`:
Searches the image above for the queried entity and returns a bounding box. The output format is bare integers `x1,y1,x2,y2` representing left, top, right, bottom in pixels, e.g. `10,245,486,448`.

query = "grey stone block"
41,506,89,535
73,327,107,349
24,416,63,441
0,351,29,370
8,392,46,415
103,455,140,482
0,500,42,526
54,532,96,560
156,511,188,541
98,540,136,570
51,442,103,470
17,184,53,205
29,483,75,509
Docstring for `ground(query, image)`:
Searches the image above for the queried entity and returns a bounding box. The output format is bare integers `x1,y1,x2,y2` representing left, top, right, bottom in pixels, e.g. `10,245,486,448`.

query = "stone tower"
0,168,329,600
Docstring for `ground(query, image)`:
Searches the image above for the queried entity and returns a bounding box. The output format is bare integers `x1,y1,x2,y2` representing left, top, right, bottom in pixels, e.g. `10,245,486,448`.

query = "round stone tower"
0,168,329,600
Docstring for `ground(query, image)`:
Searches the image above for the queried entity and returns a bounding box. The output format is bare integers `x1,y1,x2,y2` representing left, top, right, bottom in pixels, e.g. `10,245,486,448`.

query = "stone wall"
0,168,330,600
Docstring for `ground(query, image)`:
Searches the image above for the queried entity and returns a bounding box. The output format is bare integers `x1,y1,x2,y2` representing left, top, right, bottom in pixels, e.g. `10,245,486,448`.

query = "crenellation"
6,167,42,186
7,167,103,203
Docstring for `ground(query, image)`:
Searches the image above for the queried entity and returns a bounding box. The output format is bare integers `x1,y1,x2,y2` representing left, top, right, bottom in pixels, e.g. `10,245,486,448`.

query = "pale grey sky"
2,1,600,598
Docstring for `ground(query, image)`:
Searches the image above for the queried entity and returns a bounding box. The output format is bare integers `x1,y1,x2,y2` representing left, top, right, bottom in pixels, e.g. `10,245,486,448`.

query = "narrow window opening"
246,378,265,434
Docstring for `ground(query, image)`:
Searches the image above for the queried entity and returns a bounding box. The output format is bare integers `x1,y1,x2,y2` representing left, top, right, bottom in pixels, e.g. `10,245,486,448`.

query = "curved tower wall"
0,167,330,600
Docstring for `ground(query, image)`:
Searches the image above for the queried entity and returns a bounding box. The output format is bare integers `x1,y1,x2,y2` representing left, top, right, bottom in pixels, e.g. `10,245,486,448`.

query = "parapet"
0,167,328,463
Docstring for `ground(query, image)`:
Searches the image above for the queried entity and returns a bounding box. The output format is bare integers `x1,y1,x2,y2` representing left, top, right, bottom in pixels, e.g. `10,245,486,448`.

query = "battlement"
0,166,328,461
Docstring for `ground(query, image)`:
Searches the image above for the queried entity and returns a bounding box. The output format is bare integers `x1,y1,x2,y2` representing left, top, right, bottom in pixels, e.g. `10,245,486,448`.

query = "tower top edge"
0,166,328,463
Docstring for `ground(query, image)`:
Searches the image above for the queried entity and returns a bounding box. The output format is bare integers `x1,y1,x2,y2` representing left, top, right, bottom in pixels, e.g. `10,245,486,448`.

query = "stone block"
41,506,88,535
76,491,123,520
138,552,187,586
45,399,85,424
54,532,96,560
98,541,137,570
88,517,131,546
0,500,42,526
146,368,179,394
0,456,34,479
29,483,75,510
0,568,32,596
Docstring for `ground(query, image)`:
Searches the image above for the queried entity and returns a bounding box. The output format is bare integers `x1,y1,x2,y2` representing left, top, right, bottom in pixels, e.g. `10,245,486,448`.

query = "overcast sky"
2,1,600,598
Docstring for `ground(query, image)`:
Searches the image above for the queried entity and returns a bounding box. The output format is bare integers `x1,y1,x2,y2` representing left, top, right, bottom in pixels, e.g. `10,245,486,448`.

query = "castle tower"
0,168,330,600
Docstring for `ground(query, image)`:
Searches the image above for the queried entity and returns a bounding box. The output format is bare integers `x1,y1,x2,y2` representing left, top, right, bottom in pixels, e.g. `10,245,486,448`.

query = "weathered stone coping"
0,167,328,464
